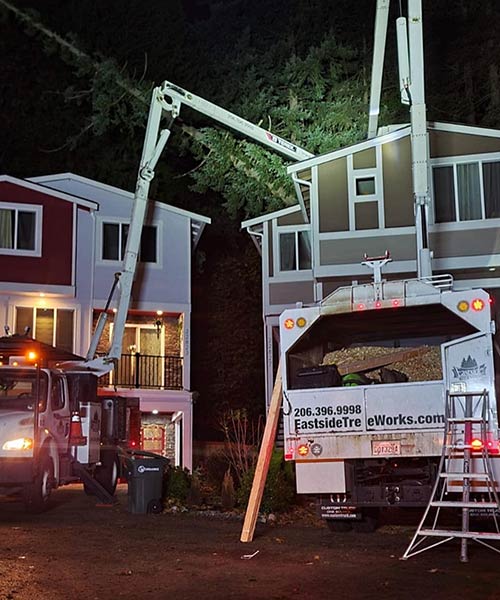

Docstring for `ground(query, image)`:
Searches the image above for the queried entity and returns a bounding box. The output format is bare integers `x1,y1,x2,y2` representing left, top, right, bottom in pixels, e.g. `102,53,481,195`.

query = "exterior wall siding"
319,234,416,266
430,130,500,158
0,182,73,286
318,157,349,233
268,280,315,307
382,136,414,227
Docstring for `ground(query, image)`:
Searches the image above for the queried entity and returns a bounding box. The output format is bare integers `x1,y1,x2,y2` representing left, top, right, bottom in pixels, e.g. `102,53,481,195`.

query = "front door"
114,325,164,388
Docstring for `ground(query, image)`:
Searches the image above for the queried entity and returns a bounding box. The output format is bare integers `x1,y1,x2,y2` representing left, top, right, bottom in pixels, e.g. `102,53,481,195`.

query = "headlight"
2,437,33,451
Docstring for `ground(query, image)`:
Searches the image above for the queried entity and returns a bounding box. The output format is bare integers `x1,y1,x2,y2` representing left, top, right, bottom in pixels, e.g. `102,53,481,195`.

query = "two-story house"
0,173,210,470
243,122,500,403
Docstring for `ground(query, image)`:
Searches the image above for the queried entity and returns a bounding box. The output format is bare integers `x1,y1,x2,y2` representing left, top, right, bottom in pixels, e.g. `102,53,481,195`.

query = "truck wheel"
23,454,54,513
325,519,352,532
95,449,119,496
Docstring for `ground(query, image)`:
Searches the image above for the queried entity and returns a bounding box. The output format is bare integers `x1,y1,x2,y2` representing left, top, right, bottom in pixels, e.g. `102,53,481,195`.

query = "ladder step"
430,501,499,509
445,444,488,450
439,472,491,480
419,529,500,540
448,391,488,397
447,417,486,423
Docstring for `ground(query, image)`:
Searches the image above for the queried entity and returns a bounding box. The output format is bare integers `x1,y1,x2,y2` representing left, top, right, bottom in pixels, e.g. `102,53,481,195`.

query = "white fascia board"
241,204,302,229
429,122,500,138
92,299,190,313
287,126,411,174
29,173,211,225
0,175,98,210
0,282,75,296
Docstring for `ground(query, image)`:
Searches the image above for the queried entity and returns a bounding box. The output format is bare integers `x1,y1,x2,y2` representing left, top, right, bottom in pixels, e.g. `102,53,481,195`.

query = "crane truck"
0,81,313,512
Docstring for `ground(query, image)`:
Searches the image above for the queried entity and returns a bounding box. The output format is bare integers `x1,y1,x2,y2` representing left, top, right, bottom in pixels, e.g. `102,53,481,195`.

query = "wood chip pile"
322,346,442,382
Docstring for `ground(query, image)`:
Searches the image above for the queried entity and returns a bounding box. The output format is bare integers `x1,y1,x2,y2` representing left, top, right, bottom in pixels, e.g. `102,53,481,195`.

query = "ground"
0,485,499,600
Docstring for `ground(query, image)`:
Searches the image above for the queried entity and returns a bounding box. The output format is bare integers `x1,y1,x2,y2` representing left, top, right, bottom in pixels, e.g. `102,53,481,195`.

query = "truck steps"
402,390,500,562
73,462,116,505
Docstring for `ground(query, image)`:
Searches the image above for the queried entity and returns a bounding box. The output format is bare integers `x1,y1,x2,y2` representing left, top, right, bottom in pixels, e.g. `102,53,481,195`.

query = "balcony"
98,353,183,390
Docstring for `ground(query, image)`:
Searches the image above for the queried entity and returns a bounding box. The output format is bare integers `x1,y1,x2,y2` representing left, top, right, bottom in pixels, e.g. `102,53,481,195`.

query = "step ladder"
402,389,500,562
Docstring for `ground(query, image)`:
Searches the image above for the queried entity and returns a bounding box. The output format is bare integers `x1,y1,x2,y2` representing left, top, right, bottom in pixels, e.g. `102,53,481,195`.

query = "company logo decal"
452,356,486,380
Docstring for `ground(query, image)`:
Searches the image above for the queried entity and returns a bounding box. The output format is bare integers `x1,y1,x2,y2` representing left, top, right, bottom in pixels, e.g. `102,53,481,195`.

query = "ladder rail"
402,389,500,562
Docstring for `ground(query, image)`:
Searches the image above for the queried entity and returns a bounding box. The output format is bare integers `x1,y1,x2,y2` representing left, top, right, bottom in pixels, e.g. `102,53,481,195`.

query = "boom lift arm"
71,82,314,376
367,0,432,279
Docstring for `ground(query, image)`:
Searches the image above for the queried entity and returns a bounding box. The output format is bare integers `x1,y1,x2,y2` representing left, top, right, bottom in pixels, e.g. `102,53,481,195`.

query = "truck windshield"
0,369,48,413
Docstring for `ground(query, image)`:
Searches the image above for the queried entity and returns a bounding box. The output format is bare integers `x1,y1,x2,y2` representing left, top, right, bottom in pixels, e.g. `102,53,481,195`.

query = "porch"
97,353,183,390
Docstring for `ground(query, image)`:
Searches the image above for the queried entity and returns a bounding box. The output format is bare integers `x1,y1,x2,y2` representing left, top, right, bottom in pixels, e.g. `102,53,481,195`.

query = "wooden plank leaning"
240,361,283,543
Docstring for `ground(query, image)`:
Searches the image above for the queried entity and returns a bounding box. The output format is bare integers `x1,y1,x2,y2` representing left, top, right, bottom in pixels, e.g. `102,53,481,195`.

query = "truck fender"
41,437,60,486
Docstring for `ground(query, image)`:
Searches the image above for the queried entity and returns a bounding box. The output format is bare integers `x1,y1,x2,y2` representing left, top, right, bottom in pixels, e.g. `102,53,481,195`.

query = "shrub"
236,450,295,513
164,466,192,503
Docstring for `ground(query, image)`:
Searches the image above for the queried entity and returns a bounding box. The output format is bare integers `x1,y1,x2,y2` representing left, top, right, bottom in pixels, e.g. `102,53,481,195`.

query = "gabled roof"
0,175,98,210
287,121,500,174
241,204,303,229
29,173,211,249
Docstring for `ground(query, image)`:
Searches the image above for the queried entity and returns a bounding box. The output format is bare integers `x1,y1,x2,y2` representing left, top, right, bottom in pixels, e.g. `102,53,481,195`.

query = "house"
243,122,500,403
0,173,210,470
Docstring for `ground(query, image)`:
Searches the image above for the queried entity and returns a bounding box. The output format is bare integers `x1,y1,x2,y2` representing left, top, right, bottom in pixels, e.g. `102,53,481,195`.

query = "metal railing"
97,353,183,390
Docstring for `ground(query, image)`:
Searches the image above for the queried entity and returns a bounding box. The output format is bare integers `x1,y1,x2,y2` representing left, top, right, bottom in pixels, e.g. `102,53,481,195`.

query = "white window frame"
14,305,76,351
0,202,42,257
97,217,160,266
431,152,500,225
273,222,312,278
347,146,385,232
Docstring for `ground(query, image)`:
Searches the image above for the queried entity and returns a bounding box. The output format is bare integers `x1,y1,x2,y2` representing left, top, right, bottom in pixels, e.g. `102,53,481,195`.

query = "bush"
236,450,295,513
164,466,192,503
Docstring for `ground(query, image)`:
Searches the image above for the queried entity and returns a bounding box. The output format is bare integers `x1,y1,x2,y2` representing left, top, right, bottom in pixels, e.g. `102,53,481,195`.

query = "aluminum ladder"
402,389,500,562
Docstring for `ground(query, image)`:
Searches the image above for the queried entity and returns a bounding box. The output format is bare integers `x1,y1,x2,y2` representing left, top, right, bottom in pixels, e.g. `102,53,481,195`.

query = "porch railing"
97,353,183,390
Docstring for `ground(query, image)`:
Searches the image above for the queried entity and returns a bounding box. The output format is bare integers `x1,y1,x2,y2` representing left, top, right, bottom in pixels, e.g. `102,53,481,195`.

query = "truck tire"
23,454,54,513
95,449,119,496
325,519,352,532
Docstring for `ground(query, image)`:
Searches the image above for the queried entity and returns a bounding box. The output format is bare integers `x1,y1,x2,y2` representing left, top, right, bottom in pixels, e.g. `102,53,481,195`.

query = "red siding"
0,182,73,285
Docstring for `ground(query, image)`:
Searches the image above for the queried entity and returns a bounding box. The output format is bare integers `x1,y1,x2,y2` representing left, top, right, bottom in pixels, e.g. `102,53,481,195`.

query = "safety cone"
70,412,87,446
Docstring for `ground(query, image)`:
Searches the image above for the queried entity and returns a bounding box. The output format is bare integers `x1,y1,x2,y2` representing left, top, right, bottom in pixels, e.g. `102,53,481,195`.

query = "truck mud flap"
73,461,117,505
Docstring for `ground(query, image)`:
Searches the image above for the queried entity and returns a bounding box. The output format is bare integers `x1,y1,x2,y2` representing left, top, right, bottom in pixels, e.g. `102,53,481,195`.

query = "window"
50,375,65,411
101,222,157,263
15,307,74,352
347,148,383,231
356,177,376,196
433,160,500,223
279,230,311,271
0,204,41,255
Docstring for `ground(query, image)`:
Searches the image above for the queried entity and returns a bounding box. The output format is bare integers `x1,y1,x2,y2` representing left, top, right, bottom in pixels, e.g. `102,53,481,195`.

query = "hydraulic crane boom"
71,81,313,375
367,0,432,279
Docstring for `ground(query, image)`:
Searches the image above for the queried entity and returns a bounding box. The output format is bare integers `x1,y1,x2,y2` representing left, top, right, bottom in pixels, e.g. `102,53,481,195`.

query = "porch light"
152,409,159,415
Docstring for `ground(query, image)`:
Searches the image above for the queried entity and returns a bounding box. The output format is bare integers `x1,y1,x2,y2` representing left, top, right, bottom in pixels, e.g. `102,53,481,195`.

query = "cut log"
336,347,428,376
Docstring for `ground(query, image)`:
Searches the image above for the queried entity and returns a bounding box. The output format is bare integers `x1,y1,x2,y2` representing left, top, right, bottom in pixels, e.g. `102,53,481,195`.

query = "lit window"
355,177,376,196
15,307,74,352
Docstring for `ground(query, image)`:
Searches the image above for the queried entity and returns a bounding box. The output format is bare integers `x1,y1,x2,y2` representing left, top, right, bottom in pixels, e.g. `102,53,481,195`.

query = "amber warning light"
471,298,485,312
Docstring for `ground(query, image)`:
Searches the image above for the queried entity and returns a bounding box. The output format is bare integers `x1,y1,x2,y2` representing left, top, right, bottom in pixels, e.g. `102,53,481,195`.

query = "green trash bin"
125,450,170,514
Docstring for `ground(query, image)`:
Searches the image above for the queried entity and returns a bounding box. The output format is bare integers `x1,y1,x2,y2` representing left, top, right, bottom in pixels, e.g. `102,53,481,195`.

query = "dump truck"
279,274,500,530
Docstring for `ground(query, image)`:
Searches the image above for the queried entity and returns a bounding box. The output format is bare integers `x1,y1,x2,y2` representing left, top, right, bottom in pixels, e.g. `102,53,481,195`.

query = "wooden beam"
240,361,282,543
336,346,428,376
